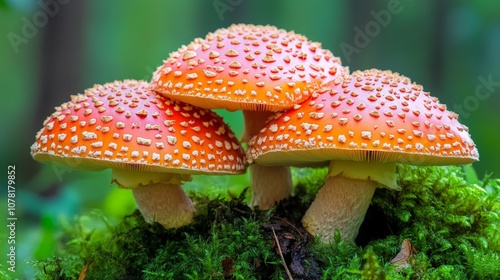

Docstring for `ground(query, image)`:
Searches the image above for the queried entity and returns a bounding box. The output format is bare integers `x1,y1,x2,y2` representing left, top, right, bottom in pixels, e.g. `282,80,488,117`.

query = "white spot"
152,153,161,161
123,134,132,142
58,133,67,141
89,151,101,157
269,124,278,133
191,136,200,143
91,141,103,148
167,136,177,145
104,150,113,157
131,151,140,158
183,141,192,149
309,112,325,119
156,142,165,149
301,123,311,130
231,142,239,150
82,131,97,140
164,154,173,161
137,137,152,146
46,121,54,131
413,130,423,137
338,135,347,143
224,141,231,150
71,146,86,154
361,131,372,140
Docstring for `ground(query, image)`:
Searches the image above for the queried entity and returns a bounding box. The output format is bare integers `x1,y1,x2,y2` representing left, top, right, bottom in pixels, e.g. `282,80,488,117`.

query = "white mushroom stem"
112,169,195,228
243,110,294,209
249,164,293,209
302,161,398,243
132,183,195,228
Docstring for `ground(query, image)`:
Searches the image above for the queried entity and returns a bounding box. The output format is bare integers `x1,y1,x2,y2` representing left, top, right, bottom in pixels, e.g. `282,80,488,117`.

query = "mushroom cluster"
151,24,347,209
31,24,479,241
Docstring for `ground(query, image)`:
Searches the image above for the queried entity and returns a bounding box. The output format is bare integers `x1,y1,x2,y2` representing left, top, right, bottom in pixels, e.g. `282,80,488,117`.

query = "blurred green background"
1,0,499,277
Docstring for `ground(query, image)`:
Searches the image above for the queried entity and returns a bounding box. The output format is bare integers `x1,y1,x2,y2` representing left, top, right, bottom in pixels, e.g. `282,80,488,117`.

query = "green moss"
368,165,500,279
30,165,500,279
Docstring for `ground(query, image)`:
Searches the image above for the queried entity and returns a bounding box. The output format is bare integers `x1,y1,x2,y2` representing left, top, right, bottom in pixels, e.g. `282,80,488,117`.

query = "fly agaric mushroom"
247,69,479,242
151,23,347,209
31,80,245,228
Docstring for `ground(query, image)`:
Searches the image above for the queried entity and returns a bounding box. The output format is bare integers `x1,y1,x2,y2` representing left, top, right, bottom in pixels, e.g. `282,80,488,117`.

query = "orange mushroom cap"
151,24,347,112
248,69,479,166
31,80,246,175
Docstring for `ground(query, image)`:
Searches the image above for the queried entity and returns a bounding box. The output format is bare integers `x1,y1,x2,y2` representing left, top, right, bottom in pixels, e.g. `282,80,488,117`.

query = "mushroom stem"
302,174,376,243
241,110,274,143
302,160,398,243
132,182,195,228
243,110,294,209
112,169,195,228
249,164,293,209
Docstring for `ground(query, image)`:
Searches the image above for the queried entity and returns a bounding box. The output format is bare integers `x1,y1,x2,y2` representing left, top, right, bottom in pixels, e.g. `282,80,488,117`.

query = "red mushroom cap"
31,80,246,174
151,24,347,112
248,69,479,166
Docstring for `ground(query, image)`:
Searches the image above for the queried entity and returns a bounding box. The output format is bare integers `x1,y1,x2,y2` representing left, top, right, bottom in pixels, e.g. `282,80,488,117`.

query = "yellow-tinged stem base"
112,169,192,190
328,160,399,190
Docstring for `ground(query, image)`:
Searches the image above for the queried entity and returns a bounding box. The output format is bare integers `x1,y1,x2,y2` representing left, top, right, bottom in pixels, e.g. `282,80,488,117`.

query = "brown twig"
78,259,94,280
272,227,293,280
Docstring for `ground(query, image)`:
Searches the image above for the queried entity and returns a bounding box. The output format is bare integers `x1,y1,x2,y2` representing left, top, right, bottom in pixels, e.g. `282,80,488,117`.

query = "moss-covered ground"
31,165,500,279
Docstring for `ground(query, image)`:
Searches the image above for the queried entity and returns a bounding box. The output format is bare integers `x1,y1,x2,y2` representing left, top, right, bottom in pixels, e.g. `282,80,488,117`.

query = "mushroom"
247,69,479,242
31,80,246,228
151,24,347,209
